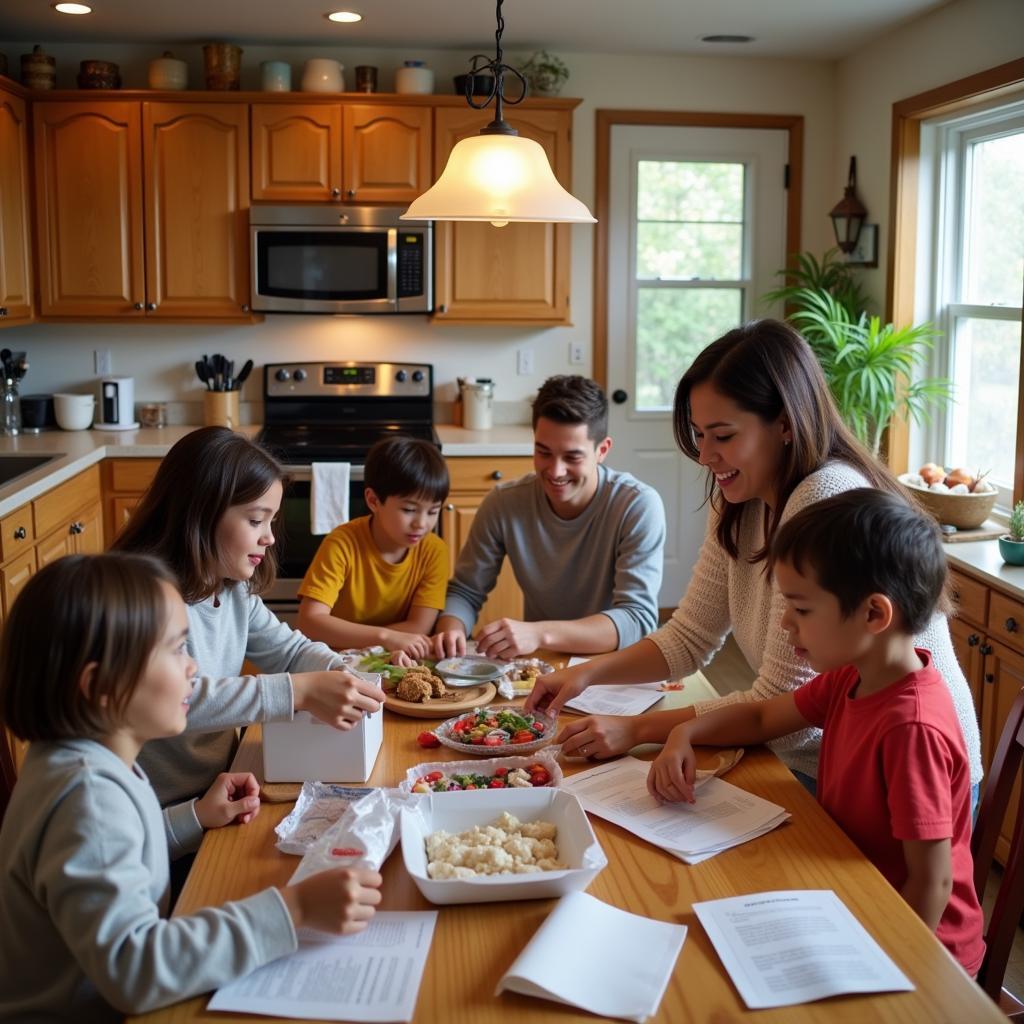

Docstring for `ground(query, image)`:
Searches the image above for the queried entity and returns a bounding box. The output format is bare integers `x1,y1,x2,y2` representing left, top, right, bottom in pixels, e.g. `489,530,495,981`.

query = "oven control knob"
395,370,408,383
275,369,290,382
412,370,424,383
293,368,308,382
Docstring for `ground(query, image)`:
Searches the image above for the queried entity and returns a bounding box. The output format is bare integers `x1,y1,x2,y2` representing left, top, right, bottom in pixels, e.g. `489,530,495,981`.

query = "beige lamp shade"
402,132,595,226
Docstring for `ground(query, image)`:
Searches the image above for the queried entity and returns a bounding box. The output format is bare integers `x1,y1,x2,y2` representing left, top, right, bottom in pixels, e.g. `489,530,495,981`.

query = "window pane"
635,288,742,410
636,161,745,282
637,222,742,279
949,316,1021,489
965,132,1024,306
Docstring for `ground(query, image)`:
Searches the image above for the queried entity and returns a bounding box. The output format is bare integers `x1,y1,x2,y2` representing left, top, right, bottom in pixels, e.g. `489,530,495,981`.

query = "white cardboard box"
401,788,607,904
263,706,384,783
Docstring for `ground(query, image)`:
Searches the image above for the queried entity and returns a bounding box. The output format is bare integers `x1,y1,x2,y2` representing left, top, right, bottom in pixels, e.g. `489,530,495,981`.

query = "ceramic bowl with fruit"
899,463,998,530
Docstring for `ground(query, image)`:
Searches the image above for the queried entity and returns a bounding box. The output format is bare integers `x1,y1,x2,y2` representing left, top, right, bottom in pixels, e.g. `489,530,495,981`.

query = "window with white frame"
917,99,1024,509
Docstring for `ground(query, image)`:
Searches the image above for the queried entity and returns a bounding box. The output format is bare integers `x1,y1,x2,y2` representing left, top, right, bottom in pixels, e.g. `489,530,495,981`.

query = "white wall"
835,0,1024,311
0,39,838,417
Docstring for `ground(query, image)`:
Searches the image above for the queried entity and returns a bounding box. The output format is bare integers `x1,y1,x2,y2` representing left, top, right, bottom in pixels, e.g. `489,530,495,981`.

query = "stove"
257,360,440,616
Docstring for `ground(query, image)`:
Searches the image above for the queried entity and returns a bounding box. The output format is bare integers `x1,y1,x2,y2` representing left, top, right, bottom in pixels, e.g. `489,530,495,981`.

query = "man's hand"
474,618,544,659
431,627,467,659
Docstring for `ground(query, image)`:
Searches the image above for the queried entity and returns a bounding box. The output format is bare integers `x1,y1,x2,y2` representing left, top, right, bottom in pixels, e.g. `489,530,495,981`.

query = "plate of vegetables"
434,704,556,756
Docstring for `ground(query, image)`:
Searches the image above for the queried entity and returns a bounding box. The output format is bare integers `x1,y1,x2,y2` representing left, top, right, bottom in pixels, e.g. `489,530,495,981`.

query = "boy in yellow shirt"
297,436,449,658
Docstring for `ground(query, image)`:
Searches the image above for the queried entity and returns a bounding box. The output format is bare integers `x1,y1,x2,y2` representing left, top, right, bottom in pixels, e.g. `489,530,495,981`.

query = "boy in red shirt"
648,488,984,975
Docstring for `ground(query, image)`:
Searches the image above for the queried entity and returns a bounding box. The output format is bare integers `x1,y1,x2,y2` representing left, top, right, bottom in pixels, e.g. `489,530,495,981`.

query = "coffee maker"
98,376,137,429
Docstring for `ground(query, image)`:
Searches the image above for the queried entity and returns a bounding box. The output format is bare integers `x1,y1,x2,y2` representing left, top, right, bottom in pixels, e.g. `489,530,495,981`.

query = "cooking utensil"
235,359,254,387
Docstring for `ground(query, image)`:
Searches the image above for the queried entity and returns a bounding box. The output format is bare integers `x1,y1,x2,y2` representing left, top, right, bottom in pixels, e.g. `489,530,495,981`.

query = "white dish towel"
310,462,351,535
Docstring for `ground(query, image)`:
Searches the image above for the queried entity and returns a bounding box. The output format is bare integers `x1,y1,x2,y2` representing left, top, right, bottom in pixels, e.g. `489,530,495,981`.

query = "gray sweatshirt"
0,739,296,1021
443,466,665,648
139,583,350,851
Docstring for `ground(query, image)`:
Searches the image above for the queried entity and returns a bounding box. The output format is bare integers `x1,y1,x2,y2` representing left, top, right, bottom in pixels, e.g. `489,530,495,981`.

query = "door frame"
593,109,804,389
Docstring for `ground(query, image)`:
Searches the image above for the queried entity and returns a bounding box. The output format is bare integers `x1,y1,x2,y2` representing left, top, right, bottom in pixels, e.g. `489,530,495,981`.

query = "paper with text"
693,890,914,1008
496,891,686,1022
207,912,438,1021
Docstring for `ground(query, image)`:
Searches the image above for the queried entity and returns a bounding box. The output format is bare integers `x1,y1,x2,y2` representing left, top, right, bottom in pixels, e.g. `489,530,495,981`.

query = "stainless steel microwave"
250,206,432,314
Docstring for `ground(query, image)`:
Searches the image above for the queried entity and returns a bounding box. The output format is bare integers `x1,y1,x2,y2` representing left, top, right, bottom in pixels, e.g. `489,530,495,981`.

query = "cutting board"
384,681,496,719
941,520,1004,543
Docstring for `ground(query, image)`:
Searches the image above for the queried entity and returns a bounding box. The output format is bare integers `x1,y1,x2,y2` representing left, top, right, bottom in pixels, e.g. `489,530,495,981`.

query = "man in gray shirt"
434,375,665,659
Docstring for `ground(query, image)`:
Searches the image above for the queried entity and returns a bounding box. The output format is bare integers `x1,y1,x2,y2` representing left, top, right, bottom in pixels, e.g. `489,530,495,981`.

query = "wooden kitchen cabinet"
342,104,431,203
442,457,529,628
101,457,161,544
251,103,343,201
432,105,575,324
33,101,145,317
0,85,34,326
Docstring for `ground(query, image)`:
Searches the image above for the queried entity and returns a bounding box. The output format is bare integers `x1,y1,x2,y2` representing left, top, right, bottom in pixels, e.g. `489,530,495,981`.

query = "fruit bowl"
899,473,997,529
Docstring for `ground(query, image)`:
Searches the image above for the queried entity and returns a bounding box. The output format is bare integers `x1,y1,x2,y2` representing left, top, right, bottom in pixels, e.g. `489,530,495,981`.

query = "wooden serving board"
941,520,1004,543
384,681,496,719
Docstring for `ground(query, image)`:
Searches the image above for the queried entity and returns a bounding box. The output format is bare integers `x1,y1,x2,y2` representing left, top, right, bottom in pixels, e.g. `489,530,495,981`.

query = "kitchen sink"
0,454,60,486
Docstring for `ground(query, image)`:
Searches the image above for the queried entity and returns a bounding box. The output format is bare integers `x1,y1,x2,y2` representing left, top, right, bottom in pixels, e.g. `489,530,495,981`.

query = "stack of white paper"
693,890,914,1008
562,757,789,863
496,891,686,1022
562,656,666,716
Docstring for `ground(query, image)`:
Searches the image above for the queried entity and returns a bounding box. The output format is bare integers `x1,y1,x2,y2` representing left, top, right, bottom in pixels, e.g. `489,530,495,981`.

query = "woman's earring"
783,439,791,447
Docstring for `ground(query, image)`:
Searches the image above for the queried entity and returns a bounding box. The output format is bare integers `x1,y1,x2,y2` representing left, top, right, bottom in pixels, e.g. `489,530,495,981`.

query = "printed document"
562,757,788,863
497,891,686,1023
562,657,665,715
208,912,438,1021
693,890,914,1008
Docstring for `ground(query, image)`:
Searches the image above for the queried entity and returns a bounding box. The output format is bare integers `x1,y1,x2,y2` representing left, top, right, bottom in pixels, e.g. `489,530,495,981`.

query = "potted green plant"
521,51,569,96
999,501,1024,566
763,250,952,459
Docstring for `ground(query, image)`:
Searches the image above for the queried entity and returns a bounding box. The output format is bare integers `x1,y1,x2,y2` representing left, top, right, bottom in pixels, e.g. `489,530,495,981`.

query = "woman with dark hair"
113,427,385,853
527,320,982,797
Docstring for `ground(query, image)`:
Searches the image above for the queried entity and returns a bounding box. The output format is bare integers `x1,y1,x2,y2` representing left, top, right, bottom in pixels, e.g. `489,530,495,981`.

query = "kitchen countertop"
0,423,534,519
946,540,1024,601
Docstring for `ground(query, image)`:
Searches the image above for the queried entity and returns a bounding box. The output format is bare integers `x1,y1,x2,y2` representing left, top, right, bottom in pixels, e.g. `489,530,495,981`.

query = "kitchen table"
128,663,1000,1024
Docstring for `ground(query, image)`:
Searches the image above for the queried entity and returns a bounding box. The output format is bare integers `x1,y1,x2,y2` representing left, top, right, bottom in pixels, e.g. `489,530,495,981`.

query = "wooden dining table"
129,660,1002,1024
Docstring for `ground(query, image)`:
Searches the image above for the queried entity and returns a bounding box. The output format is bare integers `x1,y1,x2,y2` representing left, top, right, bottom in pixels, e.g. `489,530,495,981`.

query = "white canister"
260,60,291,92
395,60,434,95
147,51,188,90
301,58,344,92
461,379,494,431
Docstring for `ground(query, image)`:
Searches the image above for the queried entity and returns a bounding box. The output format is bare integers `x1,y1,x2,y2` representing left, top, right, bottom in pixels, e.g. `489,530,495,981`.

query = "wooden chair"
973,686,1024,1017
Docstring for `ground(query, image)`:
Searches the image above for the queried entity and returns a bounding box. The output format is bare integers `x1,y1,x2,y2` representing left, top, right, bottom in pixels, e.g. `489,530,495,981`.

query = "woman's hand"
195,771,261,829
555,715,639,759
293,670,386,729
646,726,698,804
281,867,383,936
524,664,589,715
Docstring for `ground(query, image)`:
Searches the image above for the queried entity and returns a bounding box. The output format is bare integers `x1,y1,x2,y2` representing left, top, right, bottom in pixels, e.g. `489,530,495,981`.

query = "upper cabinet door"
251,103,342,202
143,102,250,318
432,107,572,324
342,104,431,203
33,102,145,317
0,90,33,325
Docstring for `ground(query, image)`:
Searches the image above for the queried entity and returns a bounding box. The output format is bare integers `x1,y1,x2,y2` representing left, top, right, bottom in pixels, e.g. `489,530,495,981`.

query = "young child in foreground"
0,554,382,1021
647,488,984,975
298,435,449,660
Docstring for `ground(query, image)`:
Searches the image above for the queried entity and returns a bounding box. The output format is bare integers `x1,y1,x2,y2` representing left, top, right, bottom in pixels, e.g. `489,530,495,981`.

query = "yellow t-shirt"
298,515,448,626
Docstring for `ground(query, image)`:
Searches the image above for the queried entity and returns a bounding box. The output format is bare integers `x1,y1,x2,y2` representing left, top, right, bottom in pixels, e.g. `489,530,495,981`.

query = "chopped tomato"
526,763,546,774
416,731,441,748
512,730,536,744
482,734,505,746
423,771,443,783
529,769,551,786
488,779,506,788
464,783,479,789
531,722,546,733
493,767,509,777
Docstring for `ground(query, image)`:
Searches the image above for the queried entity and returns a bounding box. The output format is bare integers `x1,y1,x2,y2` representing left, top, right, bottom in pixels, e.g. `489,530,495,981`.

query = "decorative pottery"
203,42,242,90
395,60,433,94
77,59,120,90
354,65,377,92
260,60,291,92
21,45,56,90
301,58,344,92
999,537,1024,567
148,51,188,90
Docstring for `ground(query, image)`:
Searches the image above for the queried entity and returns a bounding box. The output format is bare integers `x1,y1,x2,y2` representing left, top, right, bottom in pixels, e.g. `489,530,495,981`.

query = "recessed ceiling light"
327,10,361,23
701,34,754,44
54,2,93,13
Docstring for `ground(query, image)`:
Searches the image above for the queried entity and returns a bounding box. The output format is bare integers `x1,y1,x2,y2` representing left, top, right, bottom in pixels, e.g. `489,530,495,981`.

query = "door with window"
606,125,788,603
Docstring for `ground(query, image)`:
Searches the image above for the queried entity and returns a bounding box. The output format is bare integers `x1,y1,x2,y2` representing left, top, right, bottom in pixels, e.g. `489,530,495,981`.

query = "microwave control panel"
397,232,425,298
265,361,432,399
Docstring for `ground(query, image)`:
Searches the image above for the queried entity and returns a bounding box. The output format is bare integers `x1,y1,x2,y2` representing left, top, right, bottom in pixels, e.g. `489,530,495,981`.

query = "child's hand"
555,715,638,759
383,630,432,661
293,670,387,729
281,867,383,935
195,772,261,829
647,726,697,804
431,628,467,660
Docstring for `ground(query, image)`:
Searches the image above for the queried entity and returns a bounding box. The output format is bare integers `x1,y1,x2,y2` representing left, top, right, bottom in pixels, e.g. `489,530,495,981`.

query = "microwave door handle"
387,228,398,307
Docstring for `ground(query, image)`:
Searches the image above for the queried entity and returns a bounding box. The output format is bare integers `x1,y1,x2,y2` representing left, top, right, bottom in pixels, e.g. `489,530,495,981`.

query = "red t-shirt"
793,650,985,975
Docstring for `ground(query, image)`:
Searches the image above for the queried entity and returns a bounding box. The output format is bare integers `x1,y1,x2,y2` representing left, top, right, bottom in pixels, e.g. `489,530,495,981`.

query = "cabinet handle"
491,470,503,480
145,302,157,312
331,187,341,198
347,188,355,198
13,526,25,540
1006,617,1019,633
445,503,455,511
980,642,993,656
69,522,83,535
968,633,980,646
985,672,995,684
133,302,143,310
241,304,250,314
0,308,7,318
438,303,447,314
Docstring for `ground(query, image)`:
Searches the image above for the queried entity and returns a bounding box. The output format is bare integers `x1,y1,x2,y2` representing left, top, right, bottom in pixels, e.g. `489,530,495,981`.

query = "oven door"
265,465,368,625
251,225,397,314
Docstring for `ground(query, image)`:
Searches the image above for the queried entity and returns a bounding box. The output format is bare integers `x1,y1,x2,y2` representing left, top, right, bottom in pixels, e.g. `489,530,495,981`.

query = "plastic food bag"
274,782,373,855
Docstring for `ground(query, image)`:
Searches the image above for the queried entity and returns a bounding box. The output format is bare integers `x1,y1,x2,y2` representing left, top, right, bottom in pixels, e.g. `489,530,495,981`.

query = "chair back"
973,686,1024,1001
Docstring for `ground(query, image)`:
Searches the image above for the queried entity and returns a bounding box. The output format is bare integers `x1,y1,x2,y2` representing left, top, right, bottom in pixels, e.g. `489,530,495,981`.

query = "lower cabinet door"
0,547,35,615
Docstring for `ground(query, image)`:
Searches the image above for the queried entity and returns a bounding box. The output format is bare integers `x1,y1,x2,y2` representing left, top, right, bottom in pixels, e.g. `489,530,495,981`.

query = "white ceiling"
1,0,951,60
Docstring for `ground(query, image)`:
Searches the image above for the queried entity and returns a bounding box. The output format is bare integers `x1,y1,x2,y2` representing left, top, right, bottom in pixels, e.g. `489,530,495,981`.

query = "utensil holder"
203,390,240,429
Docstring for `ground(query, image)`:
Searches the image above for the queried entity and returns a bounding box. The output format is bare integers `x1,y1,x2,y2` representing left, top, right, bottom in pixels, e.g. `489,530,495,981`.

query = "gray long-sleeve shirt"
0,739,296,1021
139,583,350,851
443,466,665,648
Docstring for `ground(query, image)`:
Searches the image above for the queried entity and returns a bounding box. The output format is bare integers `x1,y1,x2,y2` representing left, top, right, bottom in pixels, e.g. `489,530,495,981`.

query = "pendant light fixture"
829,156,868,254
401,0,595,228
